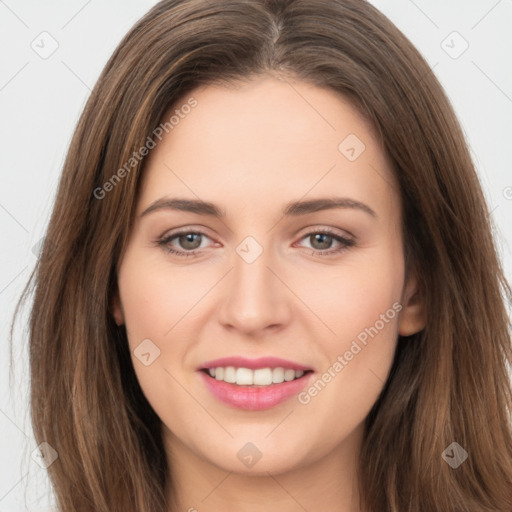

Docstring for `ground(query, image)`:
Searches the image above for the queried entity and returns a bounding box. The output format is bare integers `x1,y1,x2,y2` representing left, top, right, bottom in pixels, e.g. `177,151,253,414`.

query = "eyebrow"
140,196,377,219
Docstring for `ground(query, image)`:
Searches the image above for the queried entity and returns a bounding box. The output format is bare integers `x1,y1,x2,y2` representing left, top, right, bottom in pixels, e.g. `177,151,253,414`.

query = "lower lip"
199,371,313,410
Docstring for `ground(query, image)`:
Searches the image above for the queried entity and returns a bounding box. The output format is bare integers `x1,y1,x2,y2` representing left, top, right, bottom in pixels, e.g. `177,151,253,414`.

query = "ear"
110,288,124,326
398,272,426,336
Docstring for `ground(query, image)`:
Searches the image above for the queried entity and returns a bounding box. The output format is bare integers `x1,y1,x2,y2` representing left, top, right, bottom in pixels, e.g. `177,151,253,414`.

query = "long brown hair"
15,0,512,510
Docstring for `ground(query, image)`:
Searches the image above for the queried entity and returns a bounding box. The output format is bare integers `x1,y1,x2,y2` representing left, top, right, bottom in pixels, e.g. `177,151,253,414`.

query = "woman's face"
113,76,424,477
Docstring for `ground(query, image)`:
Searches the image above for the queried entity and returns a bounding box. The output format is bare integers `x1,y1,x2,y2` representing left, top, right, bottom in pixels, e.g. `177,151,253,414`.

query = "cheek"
293,246,403,402
116,252,203,412
117,251,208,341
294,253,403,425
297,251,403,353
116,247,227,395
325,293,401,386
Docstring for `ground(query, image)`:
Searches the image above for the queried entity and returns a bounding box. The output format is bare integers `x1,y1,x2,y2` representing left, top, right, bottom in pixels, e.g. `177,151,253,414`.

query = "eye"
296,229,355,256
157,229,213,257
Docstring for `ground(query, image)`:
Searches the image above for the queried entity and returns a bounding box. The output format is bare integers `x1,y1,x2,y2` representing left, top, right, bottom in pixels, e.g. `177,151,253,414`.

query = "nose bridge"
218,235,289,333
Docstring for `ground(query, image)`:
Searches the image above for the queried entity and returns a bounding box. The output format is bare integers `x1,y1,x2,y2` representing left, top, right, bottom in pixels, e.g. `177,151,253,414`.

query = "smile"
198,357,314,410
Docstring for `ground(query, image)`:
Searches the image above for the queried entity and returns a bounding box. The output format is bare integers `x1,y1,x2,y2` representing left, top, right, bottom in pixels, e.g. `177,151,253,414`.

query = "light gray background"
1,1,511,510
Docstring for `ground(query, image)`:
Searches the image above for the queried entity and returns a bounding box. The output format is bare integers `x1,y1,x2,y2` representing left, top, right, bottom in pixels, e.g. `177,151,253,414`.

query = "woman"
20,0,512,510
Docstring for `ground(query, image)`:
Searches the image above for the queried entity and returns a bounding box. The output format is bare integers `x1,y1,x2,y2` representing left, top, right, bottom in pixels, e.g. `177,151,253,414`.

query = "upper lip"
199,356,312,371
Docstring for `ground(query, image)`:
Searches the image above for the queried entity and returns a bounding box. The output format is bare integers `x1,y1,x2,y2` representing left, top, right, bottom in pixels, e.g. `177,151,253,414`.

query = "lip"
199,356,312,371
199,370,314,410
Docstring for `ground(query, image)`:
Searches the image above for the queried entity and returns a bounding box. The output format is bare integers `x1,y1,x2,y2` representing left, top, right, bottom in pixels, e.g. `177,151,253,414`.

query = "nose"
217,240,292,337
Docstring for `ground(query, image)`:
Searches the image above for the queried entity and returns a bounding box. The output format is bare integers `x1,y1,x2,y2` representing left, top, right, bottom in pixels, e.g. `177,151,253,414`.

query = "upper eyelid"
160,227,215,243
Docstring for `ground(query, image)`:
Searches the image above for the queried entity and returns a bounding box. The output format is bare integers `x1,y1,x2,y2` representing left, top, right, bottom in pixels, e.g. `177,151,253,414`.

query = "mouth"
198,357,314,410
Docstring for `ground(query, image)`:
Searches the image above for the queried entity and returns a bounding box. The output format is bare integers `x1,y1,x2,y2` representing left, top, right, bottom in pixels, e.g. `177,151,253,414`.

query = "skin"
112,75,426,512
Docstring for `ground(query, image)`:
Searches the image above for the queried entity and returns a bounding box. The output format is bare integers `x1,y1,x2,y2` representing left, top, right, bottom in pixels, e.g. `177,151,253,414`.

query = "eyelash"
156,227,355,258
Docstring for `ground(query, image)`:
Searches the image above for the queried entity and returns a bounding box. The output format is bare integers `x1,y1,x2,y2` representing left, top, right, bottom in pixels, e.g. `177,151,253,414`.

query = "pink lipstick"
198,356,314,410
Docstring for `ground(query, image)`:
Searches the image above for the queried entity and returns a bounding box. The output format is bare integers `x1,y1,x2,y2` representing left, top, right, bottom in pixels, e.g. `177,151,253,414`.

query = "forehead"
138,76,399,219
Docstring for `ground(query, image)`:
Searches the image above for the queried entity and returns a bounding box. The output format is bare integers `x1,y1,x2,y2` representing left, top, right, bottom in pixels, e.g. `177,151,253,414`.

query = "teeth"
207,366,307,386
236,367,253,385
253,368,272,386
223,366,236,383
272,367,284,384
284,369,295,381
